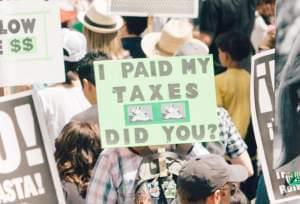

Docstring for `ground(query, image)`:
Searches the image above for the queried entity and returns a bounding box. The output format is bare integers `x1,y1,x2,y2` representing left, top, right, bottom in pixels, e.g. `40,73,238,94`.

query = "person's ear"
82,78,89,90
207,190,221,204
224,52,232,63
83,79,94,92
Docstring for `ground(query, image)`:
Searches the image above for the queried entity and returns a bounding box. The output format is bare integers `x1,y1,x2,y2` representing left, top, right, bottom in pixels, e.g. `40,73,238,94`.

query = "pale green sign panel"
94,55,219,148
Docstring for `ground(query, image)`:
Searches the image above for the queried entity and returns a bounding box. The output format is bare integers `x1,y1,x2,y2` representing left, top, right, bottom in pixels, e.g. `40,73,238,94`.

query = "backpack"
134,151,186,204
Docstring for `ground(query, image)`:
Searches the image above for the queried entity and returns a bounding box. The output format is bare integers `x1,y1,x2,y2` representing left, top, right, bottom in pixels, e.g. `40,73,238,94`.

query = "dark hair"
177,187,207,204
123,16,147,36
77,51,108,86
63,48,81,84
64,61,80,84
55,121,101,198
215,31,251,62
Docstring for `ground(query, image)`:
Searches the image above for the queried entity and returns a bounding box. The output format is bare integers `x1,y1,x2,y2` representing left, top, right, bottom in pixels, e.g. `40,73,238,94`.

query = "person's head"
55,121,101,198
177,154,248,204
122,16,147,36
219,183,238,204
62,28,87,84
141,19,199,57
230,189,249,204
79,2,124,58
215,31,251,68
257,0,275,23
77,51,108,104
58,0,77,28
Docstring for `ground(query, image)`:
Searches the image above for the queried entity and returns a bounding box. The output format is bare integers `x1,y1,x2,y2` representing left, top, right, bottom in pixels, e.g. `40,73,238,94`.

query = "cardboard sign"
95,55,219,148
0,92,65,204
108,0,199,18
251,49,300,203
0,0,65,86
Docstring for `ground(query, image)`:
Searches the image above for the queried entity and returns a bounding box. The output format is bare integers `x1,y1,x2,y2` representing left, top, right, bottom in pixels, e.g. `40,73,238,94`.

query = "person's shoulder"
241,69,251,76
215,70,228,79
100,147,138,159
37,86,68,99
62,182,85,204
71,105,98,123
216,107,230,117
238,69,251,81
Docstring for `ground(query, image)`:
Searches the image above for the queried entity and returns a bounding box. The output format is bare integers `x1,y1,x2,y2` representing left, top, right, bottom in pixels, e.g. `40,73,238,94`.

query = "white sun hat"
78,1,123,34
141,19,206,58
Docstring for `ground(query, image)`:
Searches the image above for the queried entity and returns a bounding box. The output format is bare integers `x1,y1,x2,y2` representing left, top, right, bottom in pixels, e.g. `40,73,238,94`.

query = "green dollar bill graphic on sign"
9,37,36,55
23,37,34,51
10,39,21,53
286,172,300,186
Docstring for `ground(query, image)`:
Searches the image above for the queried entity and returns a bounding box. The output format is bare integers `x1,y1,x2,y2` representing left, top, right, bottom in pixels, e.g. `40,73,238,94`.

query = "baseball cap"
62,28,87,62
177,154,248,201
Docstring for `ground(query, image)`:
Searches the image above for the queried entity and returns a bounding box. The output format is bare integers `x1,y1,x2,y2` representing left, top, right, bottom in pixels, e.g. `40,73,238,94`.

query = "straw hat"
78,2,123,34
141,19,205,57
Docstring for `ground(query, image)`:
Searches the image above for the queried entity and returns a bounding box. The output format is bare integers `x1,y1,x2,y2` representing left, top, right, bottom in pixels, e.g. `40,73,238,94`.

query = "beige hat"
175,39,209,56
78,2,123,34
141,19,204,57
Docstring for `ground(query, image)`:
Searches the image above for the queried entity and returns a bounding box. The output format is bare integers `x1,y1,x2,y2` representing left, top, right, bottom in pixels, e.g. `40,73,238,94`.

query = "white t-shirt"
36,85,90,150
251,12,268,52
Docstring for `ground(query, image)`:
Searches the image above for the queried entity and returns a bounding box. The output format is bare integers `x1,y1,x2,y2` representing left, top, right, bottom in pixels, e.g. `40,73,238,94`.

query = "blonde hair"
84,28,127,59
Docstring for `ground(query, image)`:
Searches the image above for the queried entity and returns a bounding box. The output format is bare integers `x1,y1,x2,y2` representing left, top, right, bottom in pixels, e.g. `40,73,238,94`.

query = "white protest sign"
105,0,199,18
0,92,66,204
251,49,300,203
0,0,65,86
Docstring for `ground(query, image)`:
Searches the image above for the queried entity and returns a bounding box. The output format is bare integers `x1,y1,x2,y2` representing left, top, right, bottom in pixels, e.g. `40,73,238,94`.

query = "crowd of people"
0,0,276,203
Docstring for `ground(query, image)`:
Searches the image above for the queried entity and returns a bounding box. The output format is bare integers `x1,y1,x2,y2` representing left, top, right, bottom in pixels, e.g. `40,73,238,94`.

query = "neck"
226,61,241,69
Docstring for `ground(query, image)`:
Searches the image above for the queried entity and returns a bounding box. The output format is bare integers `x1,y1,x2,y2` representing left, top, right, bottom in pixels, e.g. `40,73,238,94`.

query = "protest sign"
107,0,199,18
0,92,65,204
251,49,300,203
0,0,64,86
94,55,219,148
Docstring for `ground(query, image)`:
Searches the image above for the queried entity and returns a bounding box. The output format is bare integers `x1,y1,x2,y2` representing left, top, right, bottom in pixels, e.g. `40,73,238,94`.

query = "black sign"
0,92,65,204
251,50,300,203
